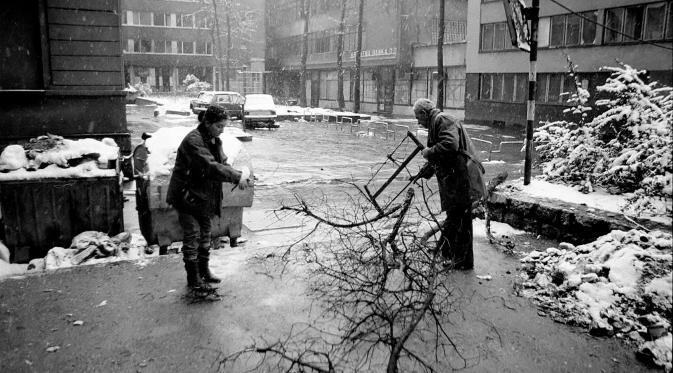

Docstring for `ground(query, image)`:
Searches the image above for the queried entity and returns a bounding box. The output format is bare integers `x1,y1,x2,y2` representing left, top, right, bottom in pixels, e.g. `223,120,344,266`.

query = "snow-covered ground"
517,228,672,371
503,178,672,225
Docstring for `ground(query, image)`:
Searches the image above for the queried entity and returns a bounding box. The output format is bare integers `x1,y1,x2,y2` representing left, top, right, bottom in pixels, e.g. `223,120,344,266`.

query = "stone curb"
487,191,671,245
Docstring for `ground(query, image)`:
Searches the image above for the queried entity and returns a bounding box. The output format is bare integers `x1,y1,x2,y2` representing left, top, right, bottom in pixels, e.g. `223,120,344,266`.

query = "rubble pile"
516,229,672,371
27,231,152,272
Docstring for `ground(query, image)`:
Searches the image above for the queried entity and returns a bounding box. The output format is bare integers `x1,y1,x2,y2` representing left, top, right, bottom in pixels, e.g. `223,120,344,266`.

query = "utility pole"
502,0,538,185
300,0,309,107
524,0,539,185
437,0,445,111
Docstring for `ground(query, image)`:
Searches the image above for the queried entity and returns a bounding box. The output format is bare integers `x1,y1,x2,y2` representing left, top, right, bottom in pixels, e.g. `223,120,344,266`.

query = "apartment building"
266,0,468,117
465,0,673,127
120,0,266,93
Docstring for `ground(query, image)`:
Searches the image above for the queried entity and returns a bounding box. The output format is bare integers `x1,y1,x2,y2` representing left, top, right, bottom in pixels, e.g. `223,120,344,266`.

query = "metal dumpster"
134,140,253,253
0,176,124,263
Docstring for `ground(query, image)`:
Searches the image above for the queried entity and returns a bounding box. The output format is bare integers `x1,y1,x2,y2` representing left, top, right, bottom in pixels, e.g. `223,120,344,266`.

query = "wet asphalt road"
0,108,657,372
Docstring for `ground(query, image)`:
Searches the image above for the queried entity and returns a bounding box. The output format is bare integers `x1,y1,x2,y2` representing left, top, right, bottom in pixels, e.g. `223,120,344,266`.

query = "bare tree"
209,0,225,90
436,0,445,110
336,0,348,111
220,178,484,372
300,0,309,107
353,0,364,113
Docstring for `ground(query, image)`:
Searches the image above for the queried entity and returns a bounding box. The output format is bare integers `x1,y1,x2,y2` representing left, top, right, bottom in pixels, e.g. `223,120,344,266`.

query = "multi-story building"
266,0,468,117
465,0,673,127
120,0,266,94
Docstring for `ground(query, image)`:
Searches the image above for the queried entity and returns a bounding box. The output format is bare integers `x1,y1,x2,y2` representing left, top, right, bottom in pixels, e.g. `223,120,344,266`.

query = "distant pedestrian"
167,105,252,290
413,98,473,270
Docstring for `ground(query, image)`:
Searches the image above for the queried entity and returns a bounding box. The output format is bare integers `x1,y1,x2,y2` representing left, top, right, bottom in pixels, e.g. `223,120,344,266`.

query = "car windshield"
199,92,213,101
245,95,274,109
215,94,241,104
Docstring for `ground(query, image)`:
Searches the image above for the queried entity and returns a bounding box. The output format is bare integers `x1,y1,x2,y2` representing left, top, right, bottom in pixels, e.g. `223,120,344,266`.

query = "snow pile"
0,135,119,180
0,231,153,280
145,126,242,178
534,63,672,218
26,231,153,273
517,229,672,370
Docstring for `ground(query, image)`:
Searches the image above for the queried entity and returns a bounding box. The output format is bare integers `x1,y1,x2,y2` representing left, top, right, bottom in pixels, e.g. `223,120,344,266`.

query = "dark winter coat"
166,124,242,217
421,109,470,211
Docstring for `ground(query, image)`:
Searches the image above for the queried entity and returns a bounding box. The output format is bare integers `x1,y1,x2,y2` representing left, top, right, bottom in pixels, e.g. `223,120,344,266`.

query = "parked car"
190,91,244,119
243,94,279,129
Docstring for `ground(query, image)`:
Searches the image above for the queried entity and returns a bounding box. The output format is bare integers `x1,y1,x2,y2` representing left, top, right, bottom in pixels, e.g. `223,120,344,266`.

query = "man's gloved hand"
237,166,251,190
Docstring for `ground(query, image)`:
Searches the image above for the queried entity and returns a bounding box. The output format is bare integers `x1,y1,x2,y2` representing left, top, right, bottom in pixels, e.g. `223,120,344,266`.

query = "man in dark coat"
413,98,473,270
167,105,252,290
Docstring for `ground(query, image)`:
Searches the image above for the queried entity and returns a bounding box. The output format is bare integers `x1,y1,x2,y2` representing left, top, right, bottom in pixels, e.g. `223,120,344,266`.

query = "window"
491,74,503,101
480,74,492,100
154,13,166,26
155,40,166,53
133,11,151,26
196,13,208,28
550,15,565,46
536,73,569,104
644,2,666,40
480,22,513,51
624,6,644,40
503,74,515,102
581,11,598,44
181,14,194,28
493,23,506,50
140,39,152,53
565,14,581,46
481,23,494,51
182,41,194,54
547,11,597,47
604,2,671,43
605,8,624,43
515,74,527,102
667,4,673,39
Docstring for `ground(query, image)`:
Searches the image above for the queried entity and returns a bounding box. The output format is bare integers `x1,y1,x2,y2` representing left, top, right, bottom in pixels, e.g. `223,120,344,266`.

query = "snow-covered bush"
133,82,152,96
182,73,199,86
186,81,212,92
534,63,672,217
183,74,212,92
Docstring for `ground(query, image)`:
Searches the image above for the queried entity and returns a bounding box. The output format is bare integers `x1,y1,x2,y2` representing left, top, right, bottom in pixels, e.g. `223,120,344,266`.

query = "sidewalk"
0,191,655,372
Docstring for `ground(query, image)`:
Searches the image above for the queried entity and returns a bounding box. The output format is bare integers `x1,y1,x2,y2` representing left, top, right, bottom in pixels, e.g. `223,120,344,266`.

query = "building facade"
465,0,673,127
120,0,266,94
265,0,468,117
0,0,130,154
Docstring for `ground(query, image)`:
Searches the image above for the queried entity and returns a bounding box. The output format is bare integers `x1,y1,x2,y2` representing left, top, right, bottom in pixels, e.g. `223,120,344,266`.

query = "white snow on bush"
517,228,672,370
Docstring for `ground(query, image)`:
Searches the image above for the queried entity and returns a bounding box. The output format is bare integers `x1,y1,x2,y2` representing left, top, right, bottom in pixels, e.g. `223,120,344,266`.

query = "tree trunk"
211,0,225,91
436,0,445,110
226,11,231,91
353,0,364,113
336,0,347,111
299,0,309,107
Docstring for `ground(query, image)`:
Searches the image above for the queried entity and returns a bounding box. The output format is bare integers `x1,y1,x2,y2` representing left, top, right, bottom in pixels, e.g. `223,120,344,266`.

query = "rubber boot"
184,260,205,289
198,248,221,283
